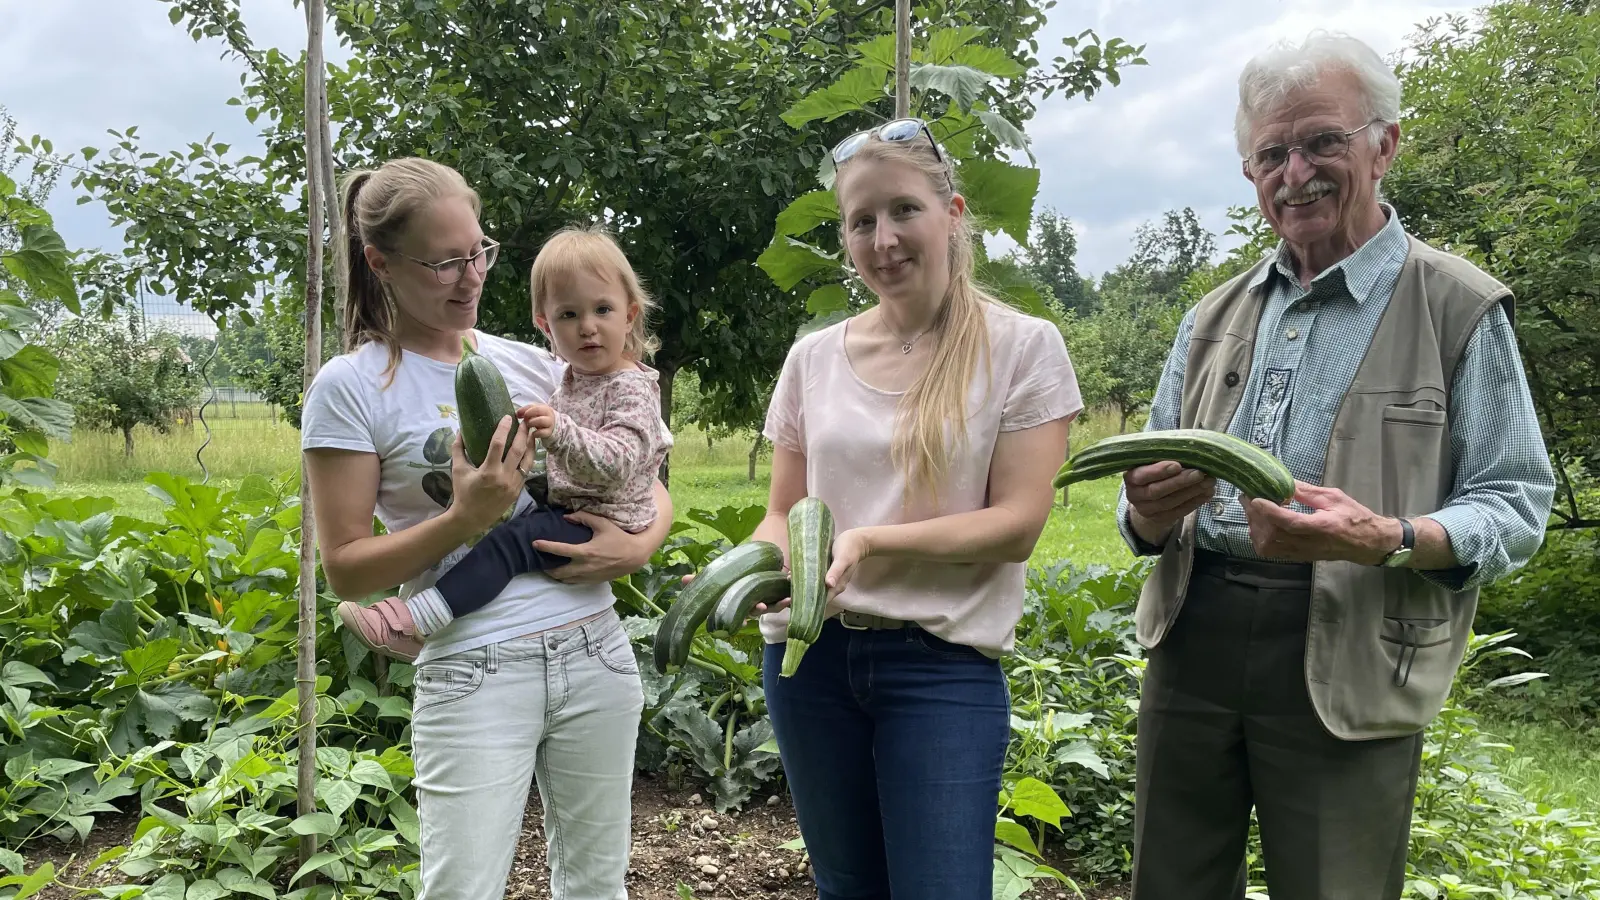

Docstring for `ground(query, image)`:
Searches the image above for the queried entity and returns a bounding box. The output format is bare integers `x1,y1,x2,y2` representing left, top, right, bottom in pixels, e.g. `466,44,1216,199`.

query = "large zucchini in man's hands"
1052,428,1295,503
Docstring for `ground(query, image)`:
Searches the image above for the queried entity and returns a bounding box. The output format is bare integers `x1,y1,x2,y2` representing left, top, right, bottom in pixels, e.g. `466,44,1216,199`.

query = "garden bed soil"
23,774,1130,900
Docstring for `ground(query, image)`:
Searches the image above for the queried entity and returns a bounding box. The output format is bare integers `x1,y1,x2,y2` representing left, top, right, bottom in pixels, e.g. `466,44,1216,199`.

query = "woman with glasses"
743,119,1082,897
299,156,670,900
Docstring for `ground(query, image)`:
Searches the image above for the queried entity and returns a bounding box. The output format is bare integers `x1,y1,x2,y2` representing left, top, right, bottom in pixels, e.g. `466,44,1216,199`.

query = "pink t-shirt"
760,301,1083,657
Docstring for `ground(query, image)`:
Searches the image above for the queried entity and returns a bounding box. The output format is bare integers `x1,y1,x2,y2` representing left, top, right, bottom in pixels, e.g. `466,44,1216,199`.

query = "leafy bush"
1403,632,1600,899
2,485,1596,900
1472,514,1600,726
0,474,417,896
1005,560,1147,878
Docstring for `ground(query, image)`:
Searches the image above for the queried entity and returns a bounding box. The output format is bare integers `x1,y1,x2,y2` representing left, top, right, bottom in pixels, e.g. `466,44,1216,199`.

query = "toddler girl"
339,225,673,660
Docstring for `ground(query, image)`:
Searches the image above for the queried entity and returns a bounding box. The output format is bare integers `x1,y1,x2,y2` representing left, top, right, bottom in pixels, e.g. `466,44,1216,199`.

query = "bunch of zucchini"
652,540,787,674
1052,428,1295,503
651,497,836,679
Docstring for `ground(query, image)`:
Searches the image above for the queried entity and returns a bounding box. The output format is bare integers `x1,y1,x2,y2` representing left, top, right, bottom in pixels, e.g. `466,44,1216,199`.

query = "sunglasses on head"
830,118,947,166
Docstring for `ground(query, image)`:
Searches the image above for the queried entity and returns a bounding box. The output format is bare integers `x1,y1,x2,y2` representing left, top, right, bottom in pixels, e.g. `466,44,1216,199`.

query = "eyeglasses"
831,118,947,167
1243,120,1380,178
397,238,500,285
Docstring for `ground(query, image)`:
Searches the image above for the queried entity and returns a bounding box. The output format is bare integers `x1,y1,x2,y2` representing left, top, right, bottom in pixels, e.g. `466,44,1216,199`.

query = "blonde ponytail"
336,157,480,380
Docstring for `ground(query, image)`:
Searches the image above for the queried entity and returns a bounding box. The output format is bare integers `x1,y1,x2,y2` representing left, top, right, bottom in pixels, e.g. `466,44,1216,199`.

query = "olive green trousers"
1131,550,1423,900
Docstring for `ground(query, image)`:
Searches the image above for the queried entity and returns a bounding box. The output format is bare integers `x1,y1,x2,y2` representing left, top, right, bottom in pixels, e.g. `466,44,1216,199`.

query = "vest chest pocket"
1378,400,1449,517
1382,405,1447,427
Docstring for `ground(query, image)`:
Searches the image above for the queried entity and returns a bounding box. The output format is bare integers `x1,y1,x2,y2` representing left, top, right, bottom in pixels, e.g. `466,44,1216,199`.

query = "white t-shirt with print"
300,331,613,664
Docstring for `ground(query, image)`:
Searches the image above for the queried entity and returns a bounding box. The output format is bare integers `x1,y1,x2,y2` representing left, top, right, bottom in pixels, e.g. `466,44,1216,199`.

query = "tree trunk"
656,363,675,488
748,433,764,481
122,426,134,459
1119,404,1130,434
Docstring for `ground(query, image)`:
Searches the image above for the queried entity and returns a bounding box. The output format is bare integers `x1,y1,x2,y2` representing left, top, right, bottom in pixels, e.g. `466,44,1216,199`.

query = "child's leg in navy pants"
433,505,594,619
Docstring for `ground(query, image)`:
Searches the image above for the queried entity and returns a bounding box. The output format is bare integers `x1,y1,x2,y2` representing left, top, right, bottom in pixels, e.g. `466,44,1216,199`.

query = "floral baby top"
544,361,674,532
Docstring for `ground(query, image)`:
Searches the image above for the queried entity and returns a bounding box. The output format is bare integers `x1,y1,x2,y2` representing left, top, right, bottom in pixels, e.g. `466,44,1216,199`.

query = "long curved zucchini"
781,497,834,677
705,570,791,637
1052,428,1294,502
652,540,784,673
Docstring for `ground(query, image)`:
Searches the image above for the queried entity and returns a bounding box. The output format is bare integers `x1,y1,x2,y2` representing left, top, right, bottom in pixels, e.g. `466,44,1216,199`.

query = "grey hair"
1234,30,1402,157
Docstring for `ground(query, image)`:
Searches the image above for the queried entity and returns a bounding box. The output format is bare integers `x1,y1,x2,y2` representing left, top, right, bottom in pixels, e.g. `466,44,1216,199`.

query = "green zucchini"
705,570,791,637
652,540,785,674
781,496,834,677
455,336,518,467
1052,428,1294,503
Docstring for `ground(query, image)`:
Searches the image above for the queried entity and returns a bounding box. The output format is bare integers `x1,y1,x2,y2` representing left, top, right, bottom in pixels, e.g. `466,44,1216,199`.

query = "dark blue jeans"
433,504,593,619
763,617,1009,900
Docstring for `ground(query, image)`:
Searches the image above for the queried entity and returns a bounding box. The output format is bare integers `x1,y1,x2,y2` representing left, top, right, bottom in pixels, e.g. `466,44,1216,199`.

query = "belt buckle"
839,611,869,630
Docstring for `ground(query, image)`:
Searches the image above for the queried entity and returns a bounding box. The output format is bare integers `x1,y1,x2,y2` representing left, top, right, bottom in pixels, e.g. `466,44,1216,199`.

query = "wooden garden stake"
895,0,911,119
296,0,328,873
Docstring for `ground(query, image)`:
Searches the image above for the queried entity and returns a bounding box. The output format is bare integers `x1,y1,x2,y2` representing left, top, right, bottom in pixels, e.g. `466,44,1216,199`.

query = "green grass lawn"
1480,716,1600,814
40,413,1600,821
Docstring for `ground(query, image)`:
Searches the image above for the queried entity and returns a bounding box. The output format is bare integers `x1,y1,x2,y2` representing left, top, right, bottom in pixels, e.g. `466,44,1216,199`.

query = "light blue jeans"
410,608,644,900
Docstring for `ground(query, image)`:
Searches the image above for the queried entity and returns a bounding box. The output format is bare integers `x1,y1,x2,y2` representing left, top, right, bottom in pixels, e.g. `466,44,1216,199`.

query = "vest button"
1224,371,1240,387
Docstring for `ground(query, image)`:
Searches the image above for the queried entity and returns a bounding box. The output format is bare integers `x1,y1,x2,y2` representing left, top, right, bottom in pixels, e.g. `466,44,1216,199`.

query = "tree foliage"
1056,206,1212,430
0,165,76,490
1018,207,1093,314
1097,206,1217,309
25,0,1144,472
1382,0,1600,527
221,290,339,428
760,15,1145,337
52,313,201,458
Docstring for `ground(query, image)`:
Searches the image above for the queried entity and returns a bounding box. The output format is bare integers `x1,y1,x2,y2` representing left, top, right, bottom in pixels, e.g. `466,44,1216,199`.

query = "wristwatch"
1379,517,1414,568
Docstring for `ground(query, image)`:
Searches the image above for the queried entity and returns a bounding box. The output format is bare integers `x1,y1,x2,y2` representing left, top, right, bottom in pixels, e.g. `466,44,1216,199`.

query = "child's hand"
517,403,557,440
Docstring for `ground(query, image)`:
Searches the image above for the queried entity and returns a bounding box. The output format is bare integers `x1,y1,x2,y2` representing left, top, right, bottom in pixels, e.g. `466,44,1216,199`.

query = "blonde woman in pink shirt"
749,120,1082,898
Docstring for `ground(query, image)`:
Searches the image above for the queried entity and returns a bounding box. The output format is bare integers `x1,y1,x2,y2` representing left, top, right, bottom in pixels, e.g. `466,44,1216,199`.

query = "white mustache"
1276,179,1337,203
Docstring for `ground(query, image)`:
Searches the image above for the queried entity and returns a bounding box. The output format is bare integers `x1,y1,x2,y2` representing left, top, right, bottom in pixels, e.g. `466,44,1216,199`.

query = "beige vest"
1137,234,1513,740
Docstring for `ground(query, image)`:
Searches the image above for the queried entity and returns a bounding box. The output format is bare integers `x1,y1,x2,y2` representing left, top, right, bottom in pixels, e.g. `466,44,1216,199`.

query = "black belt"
835,610,910,630
1193,548,1313,588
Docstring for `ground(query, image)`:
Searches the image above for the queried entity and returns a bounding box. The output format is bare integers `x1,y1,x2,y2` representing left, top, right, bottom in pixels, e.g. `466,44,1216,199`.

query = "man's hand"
517,403,557,440
1124,461,1217,546
1242,481,1403,565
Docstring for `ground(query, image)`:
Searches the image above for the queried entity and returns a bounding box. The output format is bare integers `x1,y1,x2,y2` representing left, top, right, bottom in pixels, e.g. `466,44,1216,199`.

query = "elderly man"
1114,30,1556,900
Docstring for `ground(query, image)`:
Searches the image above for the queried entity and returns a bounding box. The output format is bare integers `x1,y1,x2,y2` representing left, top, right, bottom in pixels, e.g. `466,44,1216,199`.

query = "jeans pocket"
595,625,641,676
413,657,485,714
910,629,987,661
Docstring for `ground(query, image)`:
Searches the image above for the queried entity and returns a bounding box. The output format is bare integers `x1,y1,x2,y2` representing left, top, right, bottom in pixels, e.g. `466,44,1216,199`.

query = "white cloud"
1020,0,1480,276
0,0,343,257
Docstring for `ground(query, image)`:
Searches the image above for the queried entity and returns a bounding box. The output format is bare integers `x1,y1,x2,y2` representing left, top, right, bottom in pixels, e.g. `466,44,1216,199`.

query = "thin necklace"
882,315,933,355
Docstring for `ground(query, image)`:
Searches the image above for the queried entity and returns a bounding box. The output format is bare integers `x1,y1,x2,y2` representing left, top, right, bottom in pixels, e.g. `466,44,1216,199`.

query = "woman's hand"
824,527,873,598
539,510,651,584
446,416,532,533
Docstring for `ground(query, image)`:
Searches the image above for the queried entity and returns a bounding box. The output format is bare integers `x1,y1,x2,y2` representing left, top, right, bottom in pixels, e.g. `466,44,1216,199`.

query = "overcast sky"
2,0,1480,280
